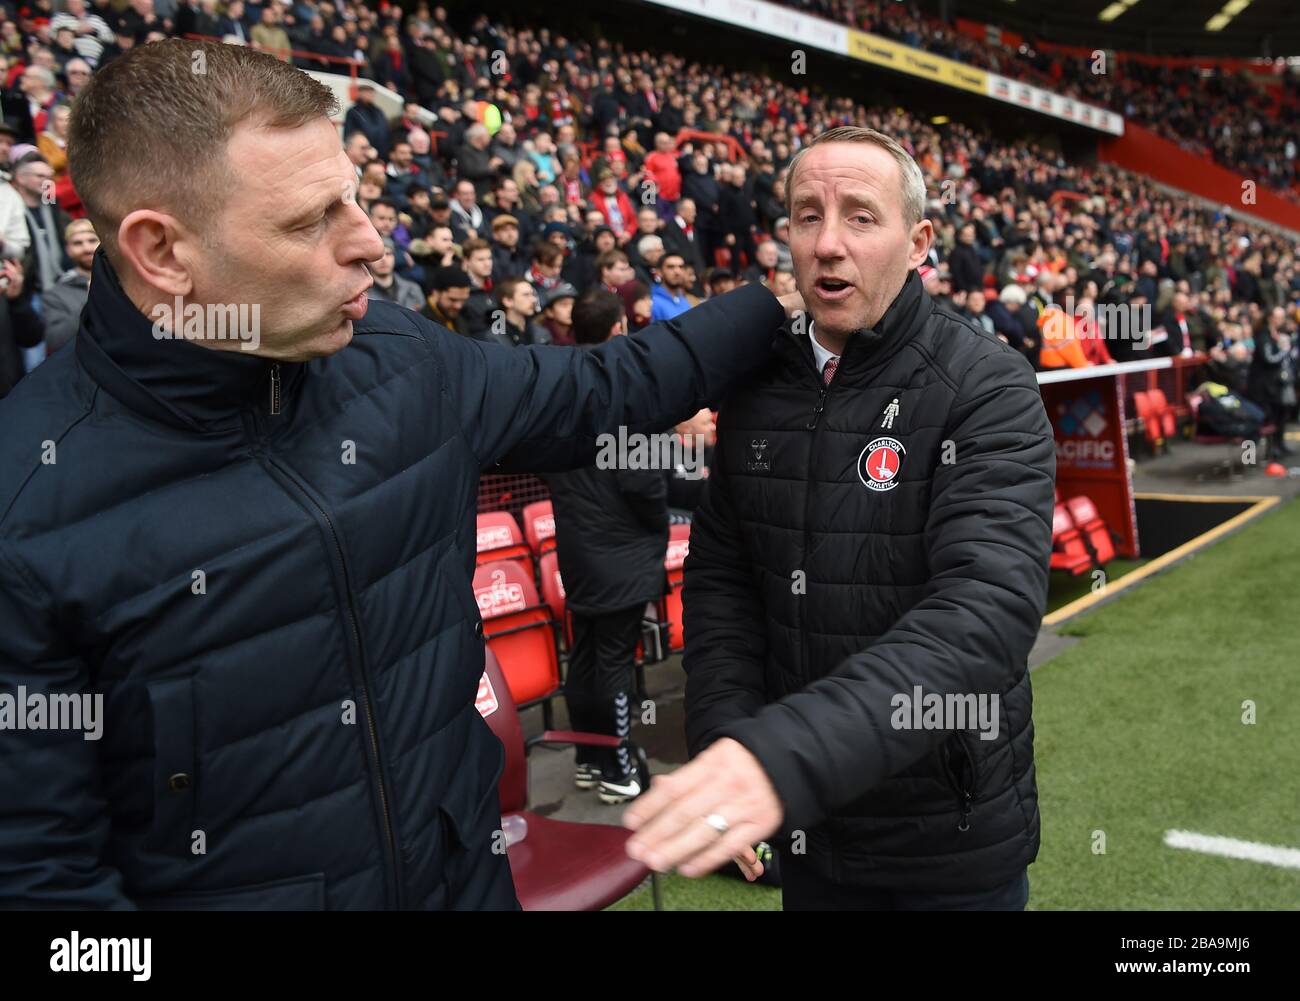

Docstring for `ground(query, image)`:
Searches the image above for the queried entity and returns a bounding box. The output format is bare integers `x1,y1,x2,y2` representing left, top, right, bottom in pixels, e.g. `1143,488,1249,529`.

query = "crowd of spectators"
0,0,1295,448
784,0,1300,201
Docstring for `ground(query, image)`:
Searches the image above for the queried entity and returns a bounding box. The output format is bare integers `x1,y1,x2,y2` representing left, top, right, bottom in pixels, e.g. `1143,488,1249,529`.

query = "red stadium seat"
475,511,533,572
1050,503,1092,576
522,500,557,556
475,649,656,911
662,523,691,652
474,560,560,709
1146,388,1177,440
1131,390,1163,453
1066,495,1116,566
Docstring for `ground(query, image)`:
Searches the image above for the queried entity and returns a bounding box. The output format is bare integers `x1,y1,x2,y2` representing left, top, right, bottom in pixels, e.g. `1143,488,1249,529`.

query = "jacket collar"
788,269,931,378
75,249,298,432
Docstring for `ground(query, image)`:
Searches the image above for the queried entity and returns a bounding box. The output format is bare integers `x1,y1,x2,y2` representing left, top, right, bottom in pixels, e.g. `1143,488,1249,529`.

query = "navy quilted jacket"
0,251,784,909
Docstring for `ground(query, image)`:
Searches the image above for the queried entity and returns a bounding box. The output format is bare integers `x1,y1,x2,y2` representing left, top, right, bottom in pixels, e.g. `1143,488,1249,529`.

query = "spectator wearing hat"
38,217,97,353
344,84,390,160
489,213,527,281
366,237,425,313
705,266,736,299
651,251,692,322
420,265,472,333
540,281,577,345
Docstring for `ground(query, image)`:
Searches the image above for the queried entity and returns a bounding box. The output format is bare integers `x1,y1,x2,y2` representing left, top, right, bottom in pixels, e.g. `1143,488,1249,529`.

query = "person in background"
0,256,42,396
38,217,97,353
540,281,577,346
545,286,667,805
1249,306,1294,457
665,407,715,522
421,265,472,333
651,252,691,322
366,236,425,313
486,276,549,347
459,236,495,335
37,103,72,181
14,153,70,302
617,279,653,332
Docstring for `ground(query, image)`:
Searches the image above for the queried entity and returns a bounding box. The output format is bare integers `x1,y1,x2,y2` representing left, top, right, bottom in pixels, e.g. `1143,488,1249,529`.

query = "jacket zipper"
276,462,401,903
252,368,402,908
943,735,978,832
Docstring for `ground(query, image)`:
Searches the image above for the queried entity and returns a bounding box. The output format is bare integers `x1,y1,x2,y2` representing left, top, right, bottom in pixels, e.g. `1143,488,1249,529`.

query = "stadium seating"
475,649,658,911
473,559,561,714
522,500,557,556
474,511,532,573
1065,496,1117,566
1050,503,1094,576
661,523,691,652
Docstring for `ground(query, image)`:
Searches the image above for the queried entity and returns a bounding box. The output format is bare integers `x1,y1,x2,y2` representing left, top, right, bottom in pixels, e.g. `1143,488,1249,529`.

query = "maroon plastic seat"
475,649,658,911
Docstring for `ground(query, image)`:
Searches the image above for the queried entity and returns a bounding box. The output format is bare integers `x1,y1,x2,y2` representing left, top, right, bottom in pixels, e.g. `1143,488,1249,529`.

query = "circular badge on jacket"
857,436,906,492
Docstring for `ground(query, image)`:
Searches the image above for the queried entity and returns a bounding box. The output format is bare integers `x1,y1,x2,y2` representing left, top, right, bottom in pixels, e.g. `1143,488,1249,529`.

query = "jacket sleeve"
438,282,785,472
681,430,770,757
713,347,1055,833
0,543,135,908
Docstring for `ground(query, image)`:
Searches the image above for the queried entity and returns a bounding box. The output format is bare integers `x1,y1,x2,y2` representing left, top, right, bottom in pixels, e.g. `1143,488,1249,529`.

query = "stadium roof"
933,0,1300,59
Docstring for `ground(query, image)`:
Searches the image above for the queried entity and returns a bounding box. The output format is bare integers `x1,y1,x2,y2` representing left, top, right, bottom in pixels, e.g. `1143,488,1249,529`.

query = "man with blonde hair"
627,125,1054,910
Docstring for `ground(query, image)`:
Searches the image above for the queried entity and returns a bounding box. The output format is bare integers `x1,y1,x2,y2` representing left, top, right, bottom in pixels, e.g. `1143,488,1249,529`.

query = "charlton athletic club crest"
858,436,906,492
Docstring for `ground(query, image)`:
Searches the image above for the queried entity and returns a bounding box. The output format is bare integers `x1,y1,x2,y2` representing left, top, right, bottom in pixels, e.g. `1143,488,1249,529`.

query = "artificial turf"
610,498,1300,910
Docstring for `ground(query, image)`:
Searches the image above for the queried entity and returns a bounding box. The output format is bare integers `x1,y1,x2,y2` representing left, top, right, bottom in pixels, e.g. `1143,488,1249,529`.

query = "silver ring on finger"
703,812,729,835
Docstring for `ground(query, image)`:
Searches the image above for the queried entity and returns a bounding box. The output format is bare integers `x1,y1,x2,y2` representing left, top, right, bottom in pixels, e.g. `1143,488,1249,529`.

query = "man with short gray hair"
0,38,799,910
626,125,1055,911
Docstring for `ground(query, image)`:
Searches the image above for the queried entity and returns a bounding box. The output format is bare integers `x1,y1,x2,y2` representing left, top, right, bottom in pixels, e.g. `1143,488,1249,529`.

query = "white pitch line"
1164,829,1300,870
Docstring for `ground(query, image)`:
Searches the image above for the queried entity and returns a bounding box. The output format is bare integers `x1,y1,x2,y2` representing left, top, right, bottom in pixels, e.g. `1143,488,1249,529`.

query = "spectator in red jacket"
643,132,683,219
591,170,637,246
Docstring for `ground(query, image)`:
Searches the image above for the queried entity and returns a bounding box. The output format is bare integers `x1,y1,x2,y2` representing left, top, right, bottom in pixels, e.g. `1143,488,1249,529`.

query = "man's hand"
623,738,782,878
